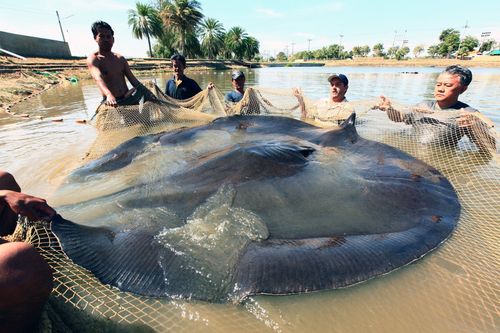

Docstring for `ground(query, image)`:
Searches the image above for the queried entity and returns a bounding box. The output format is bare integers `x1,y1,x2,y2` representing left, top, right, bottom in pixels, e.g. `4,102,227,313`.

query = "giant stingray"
52,114,460,302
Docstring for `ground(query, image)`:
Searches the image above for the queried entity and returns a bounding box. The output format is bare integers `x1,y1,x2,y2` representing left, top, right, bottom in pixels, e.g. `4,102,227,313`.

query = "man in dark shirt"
165,54,202,100
374,65,495,155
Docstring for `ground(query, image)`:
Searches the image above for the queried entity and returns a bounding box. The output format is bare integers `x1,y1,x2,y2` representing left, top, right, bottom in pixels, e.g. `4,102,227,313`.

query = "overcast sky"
0,0,499,58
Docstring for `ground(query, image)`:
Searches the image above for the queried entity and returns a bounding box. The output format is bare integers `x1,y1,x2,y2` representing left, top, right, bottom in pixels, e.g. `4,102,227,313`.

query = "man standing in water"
296,73,355,126
87,21,142,106
0,171,55,332
225,70,246,103
165,54,203,99
374,65,495,155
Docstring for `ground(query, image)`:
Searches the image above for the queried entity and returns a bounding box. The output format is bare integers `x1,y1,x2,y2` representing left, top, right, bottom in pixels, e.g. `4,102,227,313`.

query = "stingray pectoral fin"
232,218,455,301
51,217,168,297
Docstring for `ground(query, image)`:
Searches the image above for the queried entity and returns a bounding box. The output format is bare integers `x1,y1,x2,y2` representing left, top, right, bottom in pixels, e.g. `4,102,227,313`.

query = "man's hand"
0,190,56,221
457,112,478,128
105,93,118,107
374,95,392,111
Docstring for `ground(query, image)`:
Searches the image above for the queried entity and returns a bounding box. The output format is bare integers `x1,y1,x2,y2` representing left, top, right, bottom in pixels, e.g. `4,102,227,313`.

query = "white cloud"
255,8,285,18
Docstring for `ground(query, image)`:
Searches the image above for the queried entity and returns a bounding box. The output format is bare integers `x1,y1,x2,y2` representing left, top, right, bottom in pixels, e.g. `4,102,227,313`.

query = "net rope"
11,83,499,332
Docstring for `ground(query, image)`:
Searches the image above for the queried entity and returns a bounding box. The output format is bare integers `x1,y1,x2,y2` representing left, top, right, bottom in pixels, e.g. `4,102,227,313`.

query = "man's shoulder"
454,101,478,112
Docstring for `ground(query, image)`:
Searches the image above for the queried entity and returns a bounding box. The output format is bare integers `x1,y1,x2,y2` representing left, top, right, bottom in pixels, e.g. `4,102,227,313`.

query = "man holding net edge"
0,171,55,332
373,65,496,156
295,73,355,126
87,21,144,107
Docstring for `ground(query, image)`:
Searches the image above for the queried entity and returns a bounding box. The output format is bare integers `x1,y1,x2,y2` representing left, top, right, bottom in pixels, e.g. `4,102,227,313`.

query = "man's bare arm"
86,54,117,106
373,96,406,123
123,57,141,88
0,190,56,221
292,88,307,119
458,114,496,156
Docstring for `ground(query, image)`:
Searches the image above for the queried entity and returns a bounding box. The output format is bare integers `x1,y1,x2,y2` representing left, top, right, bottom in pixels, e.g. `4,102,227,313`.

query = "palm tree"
128,2,163,57
225,26,248,60
199,18,225,59
243,36,260,61
160,0,203,56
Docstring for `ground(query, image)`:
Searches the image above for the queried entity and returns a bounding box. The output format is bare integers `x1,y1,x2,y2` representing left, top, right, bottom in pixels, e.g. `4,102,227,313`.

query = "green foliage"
395,46,410,60
160,0,204,56
128,2,163,57
224,26,249,60
479,40,496,53
276,51,287,62
243,36,260,61
460,36,479,52
199,18,225,59
152,28,176,57
437,28,460,58
372,43,385,57
352,45,370,57
413,45,424,58
427,45,440,58
387,46,399,58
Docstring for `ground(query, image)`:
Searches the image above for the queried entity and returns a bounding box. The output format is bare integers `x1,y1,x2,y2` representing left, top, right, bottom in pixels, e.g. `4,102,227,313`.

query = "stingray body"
52,114,460,302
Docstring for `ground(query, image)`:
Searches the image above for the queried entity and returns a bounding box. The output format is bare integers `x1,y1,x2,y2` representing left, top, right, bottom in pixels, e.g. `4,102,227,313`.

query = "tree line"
285,28,498,62
128,0,260,60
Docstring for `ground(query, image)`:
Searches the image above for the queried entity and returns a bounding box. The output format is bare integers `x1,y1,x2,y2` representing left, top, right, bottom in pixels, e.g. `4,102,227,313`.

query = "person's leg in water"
0,171,53,332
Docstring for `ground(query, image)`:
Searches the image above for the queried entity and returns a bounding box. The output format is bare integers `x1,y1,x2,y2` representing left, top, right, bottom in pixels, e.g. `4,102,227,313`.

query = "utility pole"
392,30,397,48
56,10,66,42
339,34,344,59
456,21,469,59
307,39,312,61
291,42,295,57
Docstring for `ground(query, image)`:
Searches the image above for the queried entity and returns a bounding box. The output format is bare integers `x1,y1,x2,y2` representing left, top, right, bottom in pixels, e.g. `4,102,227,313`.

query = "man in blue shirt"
225,70,246,103
165,54,202,100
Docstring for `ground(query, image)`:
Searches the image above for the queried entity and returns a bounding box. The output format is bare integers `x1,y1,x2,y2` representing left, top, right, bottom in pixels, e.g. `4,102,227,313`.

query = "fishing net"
10,84,499,332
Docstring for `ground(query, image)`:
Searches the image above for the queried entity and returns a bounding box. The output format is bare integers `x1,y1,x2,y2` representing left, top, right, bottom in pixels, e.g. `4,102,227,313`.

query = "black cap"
327,73,348,86
231,70,245,80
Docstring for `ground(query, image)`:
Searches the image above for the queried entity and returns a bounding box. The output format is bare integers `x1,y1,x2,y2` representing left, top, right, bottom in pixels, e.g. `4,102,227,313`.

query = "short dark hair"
443,65,472,86
91,21,114,38
170,54,186,67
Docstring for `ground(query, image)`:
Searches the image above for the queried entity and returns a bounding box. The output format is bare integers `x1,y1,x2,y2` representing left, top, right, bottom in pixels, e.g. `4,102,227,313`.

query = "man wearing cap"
298,73,355,126
165,54,203,100
225,70,246,103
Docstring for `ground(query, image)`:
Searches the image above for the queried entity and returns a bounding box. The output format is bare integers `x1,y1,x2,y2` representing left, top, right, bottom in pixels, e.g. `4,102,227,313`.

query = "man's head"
327,74,348,103
231,70,245,92
170,54,186,78
91,21,114,52
434,65,472,107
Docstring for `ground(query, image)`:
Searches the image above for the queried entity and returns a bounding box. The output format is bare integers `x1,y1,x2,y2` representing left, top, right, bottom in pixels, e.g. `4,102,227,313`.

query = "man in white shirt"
296,73,355,126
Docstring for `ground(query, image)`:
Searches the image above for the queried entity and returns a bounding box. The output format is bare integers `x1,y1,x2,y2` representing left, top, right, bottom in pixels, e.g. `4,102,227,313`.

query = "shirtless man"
87,21,141,106
0,171,55,332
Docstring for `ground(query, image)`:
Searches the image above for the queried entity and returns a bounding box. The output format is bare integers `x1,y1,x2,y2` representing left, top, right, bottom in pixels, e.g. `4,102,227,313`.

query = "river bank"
1,55,499,114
